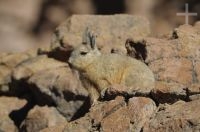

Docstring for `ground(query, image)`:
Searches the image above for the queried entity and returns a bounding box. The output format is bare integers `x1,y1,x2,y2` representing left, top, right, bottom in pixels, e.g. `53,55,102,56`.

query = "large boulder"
12,55,88,121
50,14,150,61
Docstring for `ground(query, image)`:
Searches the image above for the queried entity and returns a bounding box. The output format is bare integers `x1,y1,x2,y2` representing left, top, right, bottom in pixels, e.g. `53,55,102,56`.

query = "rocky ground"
1,14,200,132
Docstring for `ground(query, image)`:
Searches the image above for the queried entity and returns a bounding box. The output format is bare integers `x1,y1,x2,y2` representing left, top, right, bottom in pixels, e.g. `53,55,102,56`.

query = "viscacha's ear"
82,27,89,45
82,27,98,50
90,33,97,50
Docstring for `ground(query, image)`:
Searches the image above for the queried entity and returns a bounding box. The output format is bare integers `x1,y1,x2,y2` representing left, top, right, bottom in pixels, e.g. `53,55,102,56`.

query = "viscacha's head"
68,28,101,71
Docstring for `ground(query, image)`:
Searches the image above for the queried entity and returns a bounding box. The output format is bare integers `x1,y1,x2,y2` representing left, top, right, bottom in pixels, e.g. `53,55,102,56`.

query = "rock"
39,123,67,132
189,94,200,101
143,99,200,131
100,97,156,132
105,84,154,99
12,55,67,80
13,55,89,121
151,81,187,104
141,24,200,104
187,83,200,95
51,14,150,58
64,96,156,132
123,24,200,105
0,52,36,68
0,96,27,132
172,25,200,58
127,97,156,131
144,38,178,63
130,24,200,65
47,44,74,62
28,66,88,121
141,24,200,82
187,83,200,101
64,97,126,132
149,57,193,86
194,60,200,82
0,65,11,94
20,105,67,132
63,116,92,132
125,39,147,62
100,103,130,132
89,96,126,126
0,52,37,95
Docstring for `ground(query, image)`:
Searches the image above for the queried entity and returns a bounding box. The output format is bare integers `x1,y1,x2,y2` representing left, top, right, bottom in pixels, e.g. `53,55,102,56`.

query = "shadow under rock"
9,96,35,129
62,91,91,121
70,96,91,121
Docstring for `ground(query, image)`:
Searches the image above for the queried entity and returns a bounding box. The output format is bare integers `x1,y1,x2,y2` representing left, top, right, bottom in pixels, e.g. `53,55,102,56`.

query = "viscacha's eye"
80,51,87,55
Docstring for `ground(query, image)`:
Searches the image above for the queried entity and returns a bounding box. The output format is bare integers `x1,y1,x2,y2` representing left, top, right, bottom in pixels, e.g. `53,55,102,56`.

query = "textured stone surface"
0,52,37,95
149,57,193,85
39,123,67,132
12,55,88,121
127,97,156,131
194,60,200,82
187,83,200,101
146,25,200,81
127,24,200,104
28,66,88,121
51,14,150,55
187,83,200,95
64,96,156,132
12,55,67,80
144,38,178,63
105,84,154,99
20,105,67,132
0,96,27,132
100,97,156,132
151,81,187,103
173,25,200,58
143,99,200,132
